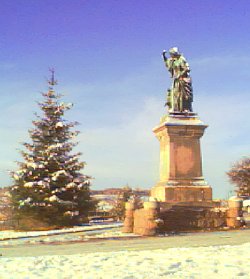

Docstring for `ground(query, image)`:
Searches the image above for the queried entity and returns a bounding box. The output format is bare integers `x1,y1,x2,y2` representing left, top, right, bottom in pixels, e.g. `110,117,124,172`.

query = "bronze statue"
162,47,193,113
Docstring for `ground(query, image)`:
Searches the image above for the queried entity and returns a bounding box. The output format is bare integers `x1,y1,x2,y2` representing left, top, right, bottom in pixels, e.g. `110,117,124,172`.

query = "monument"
151,47,212,203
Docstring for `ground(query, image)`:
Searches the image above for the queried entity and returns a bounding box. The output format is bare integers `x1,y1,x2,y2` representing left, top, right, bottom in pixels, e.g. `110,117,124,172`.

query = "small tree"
227,157,250,197
10,70,95,228
111,186,142,220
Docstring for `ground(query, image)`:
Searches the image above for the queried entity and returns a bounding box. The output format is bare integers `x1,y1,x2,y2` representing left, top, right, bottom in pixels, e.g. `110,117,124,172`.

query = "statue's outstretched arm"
162,50,167,62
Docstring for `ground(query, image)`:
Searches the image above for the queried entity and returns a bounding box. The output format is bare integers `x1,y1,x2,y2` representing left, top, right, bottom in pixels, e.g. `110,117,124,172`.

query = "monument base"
151,184,212,203
151,112,213,203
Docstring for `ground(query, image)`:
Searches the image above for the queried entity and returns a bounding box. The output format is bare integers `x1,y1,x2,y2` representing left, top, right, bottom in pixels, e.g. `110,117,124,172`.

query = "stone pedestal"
133,201,160,236
151,113,212,203
226,197,243,228
122,202,135,233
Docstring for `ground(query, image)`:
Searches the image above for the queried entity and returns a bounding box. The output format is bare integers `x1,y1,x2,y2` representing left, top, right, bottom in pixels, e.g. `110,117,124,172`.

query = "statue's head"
169,47,180,57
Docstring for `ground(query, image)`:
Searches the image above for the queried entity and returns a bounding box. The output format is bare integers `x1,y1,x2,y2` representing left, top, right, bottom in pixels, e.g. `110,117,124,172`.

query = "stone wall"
123,199,243,236
157,206,226,232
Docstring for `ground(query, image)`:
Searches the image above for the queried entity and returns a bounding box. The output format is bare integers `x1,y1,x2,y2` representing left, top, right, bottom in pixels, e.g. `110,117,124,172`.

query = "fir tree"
227,157,250,197
10,70,95,227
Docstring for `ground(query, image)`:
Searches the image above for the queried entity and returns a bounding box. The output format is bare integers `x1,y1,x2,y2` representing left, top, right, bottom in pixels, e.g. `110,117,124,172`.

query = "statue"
162,47,193,113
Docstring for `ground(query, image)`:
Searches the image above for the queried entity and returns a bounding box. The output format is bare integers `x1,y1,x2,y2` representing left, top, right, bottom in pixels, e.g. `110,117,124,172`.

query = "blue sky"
0,0,250,198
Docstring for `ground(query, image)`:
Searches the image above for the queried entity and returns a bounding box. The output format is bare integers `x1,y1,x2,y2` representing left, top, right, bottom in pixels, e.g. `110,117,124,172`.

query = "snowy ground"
0,228,138,247
0,222,123,240
0,222,136,247
1,225,250,278
0,242,250,278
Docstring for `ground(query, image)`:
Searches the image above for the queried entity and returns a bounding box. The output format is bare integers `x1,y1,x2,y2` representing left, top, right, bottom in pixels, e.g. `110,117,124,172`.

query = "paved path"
1,229,250,258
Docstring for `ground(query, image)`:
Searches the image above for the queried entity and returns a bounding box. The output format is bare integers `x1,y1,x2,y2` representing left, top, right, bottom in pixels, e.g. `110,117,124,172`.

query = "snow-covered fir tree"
10,70,95,227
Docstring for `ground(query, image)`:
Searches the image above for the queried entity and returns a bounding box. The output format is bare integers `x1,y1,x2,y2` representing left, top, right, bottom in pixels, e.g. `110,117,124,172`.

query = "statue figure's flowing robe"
165,55,193,112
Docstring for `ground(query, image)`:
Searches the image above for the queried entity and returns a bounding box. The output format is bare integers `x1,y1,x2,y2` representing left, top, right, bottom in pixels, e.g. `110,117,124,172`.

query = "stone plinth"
122,202,135,233
226,197,244,228
133,201,160,236
151,113,212,203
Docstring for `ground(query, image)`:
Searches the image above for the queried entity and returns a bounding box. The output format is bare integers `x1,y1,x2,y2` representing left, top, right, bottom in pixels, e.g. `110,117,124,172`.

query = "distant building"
91,187,150,197
90,187,150,217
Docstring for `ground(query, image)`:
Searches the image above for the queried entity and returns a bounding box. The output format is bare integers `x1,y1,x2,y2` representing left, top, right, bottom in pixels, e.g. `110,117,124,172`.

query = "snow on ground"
0,223,139,246
0,227,137,246
0,222,122,240
1,243,250,278
1,225,250,278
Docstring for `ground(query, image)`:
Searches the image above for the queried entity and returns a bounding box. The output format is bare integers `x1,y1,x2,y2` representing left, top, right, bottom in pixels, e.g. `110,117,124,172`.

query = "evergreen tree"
10,70,95,227
227,157,250,197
